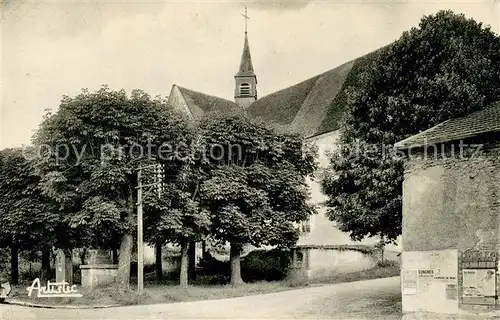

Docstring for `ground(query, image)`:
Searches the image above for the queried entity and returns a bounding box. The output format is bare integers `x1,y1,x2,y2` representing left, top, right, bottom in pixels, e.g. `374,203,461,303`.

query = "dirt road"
0,276,401,320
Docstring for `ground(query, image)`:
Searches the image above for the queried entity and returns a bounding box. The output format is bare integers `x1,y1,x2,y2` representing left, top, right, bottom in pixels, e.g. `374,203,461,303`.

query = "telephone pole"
136,163,164,295
137,168,144,294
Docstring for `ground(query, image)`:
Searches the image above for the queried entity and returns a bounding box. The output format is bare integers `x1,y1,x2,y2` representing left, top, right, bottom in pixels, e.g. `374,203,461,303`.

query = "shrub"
196,249,292,284
376,259,397,268
241,249,291,282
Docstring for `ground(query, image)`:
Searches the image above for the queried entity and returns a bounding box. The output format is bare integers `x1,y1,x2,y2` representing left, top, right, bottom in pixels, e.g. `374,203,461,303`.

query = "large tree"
199,111,317,285
33,86,192,288
0,148,60,284
321,10,500,242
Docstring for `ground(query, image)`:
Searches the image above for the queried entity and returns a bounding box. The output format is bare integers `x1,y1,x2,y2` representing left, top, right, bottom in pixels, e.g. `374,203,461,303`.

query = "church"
164,10,401,280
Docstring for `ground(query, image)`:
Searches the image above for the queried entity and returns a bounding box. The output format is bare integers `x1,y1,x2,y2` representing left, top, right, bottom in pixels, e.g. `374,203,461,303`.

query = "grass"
7,262,400,307
8,279,297,306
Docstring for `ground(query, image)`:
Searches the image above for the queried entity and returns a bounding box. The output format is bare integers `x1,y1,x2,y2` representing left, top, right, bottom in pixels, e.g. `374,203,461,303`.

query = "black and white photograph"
1,0,500,319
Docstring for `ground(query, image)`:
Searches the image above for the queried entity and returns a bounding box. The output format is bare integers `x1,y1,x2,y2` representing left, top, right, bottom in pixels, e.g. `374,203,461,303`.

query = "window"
300,217,311,233
239,83,250,96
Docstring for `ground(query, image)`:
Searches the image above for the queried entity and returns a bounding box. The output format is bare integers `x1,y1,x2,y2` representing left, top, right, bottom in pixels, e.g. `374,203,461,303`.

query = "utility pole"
136,163,165,295
137,168,144,295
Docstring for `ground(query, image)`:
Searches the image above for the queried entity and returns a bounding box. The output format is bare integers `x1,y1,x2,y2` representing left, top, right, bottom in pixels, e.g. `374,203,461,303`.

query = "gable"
169,85,240,120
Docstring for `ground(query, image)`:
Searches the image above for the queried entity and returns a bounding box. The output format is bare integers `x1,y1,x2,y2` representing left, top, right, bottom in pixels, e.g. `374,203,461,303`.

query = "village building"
395,103,500,318
156,19,401,280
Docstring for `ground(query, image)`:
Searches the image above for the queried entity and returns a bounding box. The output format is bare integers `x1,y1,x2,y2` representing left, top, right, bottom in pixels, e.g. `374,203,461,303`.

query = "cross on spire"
242,6,250,34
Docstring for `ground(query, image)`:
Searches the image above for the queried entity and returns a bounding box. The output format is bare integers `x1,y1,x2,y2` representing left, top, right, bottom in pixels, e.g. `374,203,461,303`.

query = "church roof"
173,85,240,119
235,34,256,78
247,48,382,138
394,102,500,150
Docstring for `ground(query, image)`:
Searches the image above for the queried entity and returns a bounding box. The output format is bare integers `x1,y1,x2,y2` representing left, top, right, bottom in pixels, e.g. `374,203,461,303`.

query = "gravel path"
0,276,401,320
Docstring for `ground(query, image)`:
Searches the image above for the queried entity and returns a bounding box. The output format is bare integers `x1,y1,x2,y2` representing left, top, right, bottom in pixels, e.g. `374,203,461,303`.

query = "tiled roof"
176,86,240,119
394,102,500,150
247,48,383,138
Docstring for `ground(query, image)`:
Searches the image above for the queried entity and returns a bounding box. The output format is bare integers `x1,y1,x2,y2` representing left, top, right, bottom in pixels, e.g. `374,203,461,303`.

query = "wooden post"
137,168,144,294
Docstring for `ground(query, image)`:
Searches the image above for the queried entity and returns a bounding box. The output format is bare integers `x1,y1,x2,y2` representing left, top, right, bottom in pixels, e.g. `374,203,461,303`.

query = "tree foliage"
0,148,59,250
198,111,317,283
321,10,500,241
33,86,192,286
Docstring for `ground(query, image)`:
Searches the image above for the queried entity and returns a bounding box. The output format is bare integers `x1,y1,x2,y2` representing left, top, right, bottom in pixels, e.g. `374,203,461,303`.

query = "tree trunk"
116,192,134,289
64,249,73,285
379,235,385,262
155,239,162,281
112,249,118,264
80,248,87,265
10,245,18,285
188,241,196,281
41,248,51,281
230,243,244,286
179,242,189,287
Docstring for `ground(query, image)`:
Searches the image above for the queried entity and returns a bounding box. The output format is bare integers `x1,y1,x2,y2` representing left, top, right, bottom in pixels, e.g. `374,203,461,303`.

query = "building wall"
308,248,376,279
403,145,500,253
299,130,398,249
402,141,500,316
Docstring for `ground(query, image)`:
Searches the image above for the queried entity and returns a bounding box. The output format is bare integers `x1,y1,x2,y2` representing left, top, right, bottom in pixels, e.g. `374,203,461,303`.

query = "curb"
3,299,120,309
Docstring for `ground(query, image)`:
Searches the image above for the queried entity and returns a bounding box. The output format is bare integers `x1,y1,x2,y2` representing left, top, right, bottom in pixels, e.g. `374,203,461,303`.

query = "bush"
196,249,292,284
376,259,397,268
130,262,156,277
197,253,230,284
241,249,291,282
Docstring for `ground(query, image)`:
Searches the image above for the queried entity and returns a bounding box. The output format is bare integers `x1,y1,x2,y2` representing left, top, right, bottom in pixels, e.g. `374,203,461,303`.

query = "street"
0,277,401,320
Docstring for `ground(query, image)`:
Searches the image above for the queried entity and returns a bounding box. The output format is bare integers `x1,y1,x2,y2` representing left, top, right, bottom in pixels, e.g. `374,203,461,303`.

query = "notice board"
401,249,458,314
461,249,497,305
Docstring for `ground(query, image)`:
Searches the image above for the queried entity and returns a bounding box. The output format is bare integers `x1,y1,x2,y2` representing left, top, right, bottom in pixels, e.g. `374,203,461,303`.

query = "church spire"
236,33,255,77
235,6,257,109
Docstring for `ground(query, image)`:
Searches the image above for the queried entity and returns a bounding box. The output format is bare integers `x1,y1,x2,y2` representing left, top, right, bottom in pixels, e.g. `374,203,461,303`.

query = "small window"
300,217,311,233
239,83,250,96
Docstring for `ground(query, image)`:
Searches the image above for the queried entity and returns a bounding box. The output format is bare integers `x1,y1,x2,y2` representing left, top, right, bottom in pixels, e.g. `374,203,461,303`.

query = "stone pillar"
55,249,66,283
288,248,308,286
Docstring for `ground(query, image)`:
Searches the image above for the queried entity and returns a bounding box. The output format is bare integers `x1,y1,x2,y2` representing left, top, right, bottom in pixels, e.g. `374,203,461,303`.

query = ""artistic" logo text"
26,278,83,298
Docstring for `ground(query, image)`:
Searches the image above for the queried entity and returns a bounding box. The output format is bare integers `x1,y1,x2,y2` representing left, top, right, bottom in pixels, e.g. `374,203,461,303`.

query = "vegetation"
0,87,317,290
32,86,193,288
321,10,500,242
198,111,317,285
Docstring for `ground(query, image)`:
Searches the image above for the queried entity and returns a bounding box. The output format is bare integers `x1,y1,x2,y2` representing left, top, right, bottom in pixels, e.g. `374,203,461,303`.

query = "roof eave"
394,130,500,151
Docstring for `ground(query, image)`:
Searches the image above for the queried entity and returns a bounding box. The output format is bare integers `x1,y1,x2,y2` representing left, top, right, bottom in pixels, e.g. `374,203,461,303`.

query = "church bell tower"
235,7,257,109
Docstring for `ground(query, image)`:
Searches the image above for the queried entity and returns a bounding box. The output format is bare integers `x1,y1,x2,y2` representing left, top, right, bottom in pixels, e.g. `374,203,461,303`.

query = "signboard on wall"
401,249,458,314
461,249,497,305
402,270,418,295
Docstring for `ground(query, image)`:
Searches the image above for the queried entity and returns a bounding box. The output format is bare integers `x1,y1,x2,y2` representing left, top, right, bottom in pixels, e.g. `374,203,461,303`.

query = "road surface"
0,277,401,320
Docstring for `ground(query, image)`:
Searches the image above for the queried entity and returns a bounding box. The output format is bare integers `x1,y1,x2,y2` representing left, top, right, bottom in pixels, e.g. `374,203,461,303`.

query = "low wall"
80,264,118,290
308,247,376,279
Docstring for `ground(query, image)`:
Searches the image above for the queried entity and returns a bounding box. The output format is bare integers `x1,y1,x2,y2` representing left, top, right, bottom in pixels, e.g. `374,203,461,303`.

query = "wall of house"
168,85,194,119
402,141,500,316
298,130,399,250
402,145,500,253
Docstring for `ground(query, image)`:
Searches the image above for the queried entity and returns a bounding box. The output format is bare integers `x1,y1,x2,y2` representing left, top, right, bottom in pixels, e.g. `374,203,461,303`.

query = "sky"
1,0,499,149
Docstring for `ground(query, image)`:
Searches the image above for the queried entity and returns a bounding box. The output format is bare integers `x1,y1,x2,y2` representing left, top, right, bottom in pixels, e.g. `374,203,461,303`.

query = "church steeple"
235,7,257,109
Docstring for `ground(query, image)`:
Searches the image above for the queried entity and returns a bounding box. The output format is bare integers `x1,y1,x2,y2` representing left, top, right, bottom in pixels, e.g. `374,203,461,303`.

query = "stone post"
55,249,66,283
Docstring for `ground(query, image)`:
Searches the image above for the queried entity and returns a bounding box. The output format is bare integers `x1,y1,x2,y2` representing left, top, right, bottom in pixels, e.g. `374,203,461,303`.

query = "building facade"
395,103,500,319
160,20,401,280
